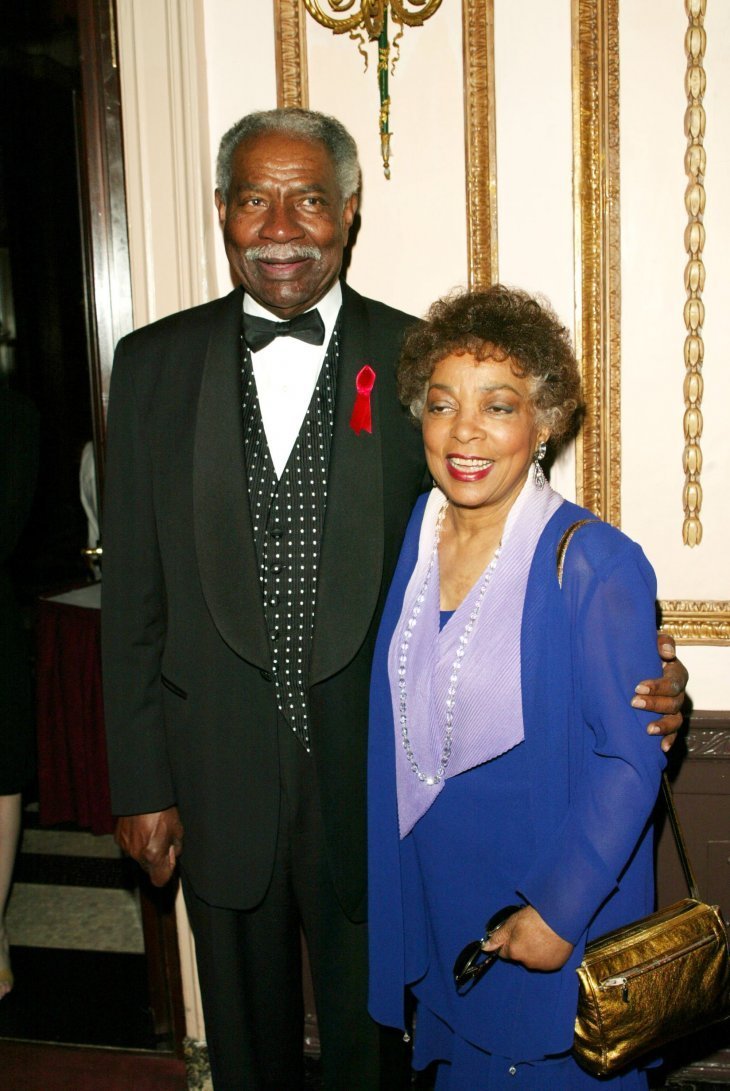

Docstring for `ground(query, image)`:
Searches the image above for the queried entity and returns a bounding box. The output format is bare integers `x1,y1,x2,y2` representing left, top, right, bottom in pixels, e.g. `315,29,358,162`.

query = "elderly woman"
368,286,666,1088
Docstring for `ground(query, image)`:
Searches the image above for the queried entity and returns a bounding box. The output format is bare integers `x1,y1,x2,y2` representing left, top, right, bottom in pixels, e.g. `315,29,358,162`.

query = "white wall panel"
493,0,575,498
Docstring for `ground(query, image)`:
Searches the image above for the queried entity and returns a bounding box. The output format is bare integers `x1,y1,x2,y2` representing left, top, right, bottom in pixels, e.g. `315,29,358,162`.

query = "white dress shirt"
243,282,342,478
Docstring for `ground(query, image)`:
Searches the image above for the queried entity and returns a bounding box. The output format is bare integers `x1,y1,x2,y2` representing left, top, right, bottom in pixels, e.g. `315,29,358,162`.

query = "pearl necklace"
398,503,502,786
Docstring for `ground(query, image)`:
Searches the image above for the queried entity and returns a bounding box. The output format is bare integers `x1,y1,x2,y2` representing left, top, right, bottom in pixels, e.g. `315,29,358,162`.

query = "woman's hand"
481,905,573,971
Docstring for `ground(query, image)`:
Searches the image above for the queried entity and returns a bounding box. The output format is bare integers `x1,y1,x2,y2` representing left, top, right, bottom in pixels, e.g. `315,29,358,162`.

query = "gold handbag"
558,520,730,1076
573,775,730,1075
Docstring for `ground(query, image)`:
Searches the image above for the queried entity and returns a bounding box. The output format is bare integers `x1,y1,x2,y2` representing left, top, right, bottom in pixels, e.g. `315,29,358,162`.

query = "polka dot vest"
240,323,339,750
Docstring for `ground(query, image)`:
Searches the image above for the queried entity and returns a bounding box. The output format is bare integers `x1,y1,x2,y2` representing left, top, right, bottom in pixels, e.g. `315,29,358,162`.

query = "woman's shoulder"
542,501,655,590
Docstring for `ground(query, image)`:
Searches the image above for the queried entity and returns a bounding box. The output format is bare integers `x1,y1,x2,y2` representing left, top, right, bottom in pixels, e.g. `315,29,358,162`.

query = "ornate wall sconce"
302,1,443,178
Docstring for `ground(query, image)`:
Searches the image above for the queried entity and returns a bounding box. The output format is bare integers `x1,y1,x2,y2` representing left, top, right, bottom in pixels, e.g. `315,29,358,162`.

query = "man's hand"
115,807,184,887
482,905,574,972
631,633,688,752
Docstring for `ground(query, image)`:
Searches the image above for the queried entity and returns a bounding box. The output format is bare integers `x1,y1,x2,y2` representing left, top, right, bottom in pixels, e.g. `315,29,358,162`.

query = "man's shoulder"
361,294,418,327
118,289,241,354
342,283,419,333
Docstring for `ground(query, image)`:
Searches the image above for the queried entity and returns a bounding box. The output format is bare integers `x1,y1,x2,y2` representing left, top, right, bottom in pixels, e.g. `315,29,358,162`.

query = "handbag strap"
660,773,700,900
557,518,701,903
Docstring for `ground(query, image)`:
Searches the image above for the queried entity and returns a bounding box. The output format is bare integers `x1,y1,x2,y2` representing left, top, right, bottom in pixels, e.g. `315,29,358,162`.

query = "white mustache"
244,245,322,261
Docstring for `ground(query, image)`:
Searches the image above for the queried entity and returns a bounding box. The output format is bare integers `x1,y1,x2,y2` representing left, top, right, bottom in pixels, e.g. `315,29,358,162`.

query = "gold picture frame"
274,0,309,108
571,0,622,528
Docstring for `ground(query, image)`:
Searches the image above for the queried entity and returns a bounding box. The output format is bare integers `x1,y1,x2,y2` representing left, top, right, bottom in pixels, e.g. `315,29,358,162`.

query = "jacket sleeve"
518,533,666,943
101,337,176,815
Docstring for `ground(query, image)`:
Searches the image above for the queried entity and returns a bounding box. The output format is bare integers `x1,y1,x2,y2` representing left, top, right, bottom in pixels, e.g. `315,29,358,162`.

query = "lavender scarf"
388,476,564,838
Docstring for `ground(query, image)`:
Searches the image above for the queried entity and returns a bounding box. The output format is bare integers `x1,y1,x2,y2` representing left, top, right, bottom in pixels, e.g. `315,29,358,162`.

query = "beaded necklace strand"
398,502,502,785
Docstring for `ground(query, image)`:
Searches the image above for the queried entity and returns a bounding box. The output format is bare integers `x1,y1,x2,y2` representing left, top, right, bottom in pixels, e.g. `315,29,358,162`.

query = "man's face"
215,131,358,318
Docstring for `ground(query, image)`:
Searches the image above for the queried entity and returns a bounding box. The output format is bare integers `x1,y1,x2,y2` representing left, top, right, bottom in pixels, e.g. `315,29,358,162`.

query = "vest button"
259,670,272,682
271,629,280,641
270,564,285,574
269,524,285,538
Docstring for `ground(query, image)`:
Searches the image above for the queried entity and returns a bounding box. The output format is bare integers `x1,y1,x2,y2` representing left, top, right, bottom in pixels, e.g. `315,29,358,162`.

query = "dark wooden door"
0,0,185,1065
75,0,186,1056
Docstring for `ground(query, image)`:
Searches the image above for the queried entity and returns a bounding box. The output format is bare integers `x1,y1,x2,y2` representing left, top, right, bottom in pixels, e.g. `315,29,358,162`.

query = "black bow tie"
243,309,325,352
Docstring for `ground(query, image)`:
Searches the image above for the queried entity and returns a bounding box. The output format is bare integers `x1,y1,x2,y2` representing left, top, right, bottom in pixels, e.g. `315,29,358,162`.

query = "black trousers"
182,714,409,1091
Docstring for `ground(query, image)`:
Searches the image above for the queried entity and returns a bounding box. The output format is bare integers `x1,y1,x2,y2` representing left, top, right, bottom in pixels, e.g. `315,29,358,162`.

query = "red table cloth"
35,583,114,834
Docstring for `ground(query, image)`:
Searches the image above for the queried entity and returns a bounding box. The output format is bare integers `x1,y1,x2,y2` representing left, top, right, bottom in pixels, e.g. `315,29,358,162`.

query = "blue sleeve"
518,536,666,943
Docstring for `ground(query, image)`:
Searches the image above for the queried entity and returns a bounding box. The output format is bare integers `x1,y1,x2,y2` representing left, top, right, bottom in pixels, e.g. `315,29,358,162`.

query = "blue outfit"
368,494,666,1088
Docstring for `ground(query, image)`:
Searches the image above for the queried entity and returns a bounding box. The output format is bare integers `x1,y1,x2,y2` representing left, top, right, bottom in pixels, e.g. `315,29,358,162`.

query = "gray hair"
215,108,361,205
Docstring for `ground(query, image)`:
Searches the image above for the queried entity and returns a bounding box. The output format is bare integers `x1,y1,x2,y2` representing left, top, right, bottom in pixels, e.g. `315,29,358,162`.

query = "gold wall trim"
273,0,496,284
274,0,308,108
682,0,706,547
462,0,497,287
572,0,621,524
660,601,730,646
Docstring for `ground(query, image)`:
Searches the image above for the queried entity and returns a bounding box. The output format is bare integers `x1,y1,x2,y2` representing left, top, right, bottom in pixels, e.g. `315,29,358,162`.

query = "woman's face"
422,352,549,515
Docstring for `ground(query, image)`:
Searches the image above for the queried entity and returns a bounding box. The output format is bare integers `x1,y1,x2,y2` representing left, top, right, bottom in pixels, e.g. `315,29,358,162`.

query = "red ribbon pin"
349,365,376,435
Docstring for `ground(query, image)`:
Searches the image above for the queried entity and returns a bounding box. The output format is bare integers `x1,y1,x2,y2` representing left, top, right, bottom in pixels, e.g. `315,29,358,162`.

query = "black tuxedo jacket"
102,282,425,917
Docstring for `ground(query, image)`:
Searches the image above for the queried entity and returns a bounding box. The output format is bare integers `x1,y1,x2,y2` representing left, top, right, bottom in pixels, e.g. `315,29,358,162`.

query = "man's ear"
214,190,227,226
342,194,358,238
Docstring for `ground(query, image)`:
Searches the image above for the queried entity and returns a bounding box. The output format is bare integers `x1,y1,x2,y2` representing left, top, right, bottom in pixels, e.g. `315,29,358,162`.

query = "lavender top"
388,476,563,837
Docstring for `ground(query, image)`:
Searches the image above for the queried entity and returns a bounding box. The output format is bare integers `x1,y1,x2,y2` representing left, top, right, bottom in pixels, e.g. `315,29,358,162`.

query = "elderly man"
101,109,685,1091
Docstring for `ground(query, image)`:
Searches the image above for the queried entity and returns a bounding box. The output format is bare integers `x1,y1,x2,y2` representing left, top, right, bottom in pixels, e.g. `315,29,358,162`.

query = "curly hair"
398,285,584,451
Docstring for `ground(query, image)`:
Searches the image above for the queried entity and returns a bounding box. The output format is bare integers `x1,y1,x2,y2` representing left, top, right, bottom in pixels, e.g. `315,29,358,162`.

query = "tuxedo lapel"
310,283,384,684
193,288,270,669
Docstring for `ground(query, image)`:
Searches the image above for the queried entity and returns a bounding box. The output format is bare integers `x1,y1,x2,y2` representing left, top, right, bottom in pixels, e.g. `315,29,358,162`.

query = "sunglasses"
453,904,521,992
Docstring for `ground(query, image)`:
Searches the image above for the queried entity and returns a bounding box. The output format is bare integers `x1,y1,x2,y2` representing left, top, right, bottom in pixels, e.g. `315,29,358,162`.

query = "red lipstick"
445,455,494,482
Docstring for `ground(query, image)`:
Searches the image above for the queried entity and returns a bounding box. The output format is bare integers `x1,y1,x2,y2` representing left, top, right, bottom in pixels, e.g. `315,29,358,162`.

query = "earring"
533,441,547,489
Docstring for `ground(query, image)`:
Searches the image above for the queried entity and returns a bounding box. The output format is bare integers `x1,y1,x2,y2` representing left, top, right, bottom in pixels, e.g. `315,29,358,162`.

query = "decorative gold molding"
659,601,730,646
682,0,706,547
571,0,621,524
462,0,497,287
274,0,308,108
273,0,496,283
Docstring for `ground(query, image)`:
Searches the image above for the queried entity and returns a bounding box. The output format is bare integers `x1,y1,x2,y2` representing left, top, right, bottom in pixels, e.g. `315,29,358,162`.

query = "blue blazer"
368,493,666,1060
